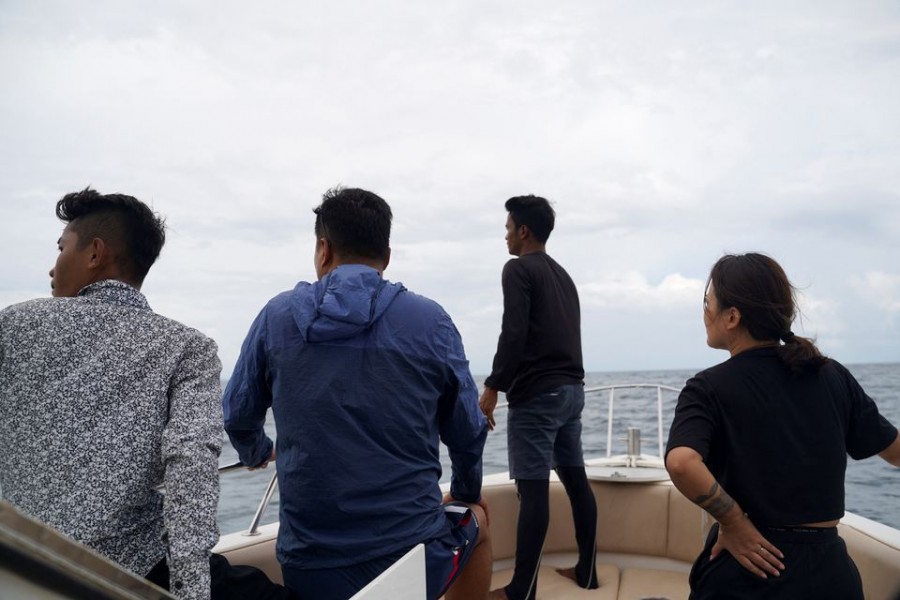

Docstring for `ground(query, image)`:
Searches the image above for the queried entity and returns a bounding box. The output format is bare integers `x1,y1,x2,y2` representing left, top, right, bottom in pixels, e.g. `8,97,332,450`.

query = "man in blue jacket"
223,187,491,600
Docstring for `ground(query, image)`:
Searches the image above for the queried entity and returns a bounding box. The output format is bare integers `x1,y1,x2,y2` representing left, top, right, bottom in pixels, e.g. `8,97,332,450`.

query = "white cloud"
580,273,704,311
793,290,842,342
857,271,900,314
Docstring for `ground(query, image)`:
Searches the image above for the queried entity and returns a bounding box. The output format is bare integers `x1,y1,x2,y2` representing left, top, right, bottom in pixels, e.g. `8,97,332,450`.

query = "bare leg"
445,503,492,600
556,566,579,583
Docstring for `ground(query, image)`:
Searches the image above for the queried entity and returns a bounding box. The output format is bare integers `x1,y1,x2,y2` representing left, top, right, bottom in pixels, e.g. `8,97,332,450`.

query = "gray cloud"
2,0,899,375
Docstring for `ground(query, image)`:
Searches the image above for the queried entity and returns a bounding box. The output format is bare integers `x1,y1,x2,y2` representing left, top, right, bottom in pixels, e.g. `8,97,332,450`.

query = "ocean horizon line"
219,360,899,387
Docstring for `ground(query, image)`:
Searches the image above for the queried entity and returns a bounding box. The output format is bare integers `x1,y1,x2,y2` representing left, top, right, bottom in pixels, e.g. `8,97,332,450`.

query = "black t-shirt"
666,347,897,526
484,252,584,405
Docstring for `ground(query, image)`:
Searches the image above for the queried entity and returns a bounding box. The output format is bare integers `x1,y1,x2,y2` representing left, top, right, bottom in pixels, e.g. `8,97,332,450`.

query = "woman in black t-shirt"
665,252,900,600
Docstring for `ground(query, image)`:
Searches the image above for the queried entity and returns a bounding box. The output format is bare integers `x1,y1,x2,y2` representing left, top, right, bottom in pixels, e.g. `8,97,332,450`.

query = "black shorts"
689,523,863,600
507,384,585,480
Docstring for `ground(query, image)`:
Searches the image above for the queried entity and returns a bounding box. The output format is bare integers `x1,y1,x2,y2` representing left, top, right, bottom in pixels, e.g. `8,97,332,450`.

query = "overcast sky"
2,1,899,378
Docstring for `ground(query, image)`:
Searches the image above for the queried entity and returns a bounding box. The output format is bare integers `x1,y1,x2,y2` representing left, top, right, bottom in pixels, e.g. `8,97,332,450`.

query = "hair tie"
782,331,796,343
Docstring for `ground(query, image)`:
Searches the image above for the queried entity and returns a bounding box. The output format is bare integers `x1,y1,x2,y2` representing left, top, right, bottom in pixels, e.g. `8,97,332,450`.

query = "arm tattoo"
705,492,736,518
695,482,719,504
693,481,736,519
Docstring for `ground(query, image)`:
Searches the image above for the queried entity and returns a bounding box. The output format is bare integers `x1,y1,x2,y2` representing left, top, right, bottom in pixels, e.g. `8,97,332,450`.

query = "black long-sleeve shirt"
485,252,584,405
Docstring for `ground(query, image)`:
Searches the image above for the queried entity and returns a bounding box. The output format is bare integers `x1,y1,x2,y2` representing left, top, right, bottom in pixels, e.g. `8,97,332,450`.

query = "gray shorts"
507,383,586,480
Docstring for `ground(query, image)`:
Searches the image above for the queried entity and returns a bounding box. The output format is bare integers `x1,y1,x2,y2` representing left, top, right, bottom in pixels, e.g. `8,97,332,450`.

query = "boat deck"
215,472,900,600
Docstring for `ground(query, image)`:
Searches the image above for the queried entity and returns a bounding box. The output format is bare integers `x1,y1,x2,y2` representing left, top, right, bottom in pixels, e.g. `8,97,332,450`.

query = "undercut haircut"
55,187,166,285
313,187,392,261
505,195,555,243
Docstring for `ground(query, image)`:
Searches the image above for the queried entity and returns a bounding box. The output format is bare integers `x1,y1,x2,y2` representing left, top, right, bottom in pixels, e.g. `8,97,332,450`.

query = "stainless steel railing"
230,382,681,536
213,461,279,537
496,383,680,459
586,383,681,459
242,471,278,537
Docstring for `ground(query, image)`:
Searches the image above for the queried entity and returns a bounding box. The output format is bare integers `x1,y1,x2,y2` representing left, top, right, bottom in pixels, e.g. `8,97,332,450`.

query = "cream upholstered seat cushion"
840,522,900,600
490,564,620,599
616,567,689,600
666,489,710,563
593,482,672,557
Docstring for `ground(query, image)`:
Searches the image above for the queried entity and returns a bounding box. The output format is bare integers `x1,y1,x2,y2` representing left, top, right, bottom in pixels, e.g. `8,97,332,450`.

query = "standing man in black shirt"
480,195,599,600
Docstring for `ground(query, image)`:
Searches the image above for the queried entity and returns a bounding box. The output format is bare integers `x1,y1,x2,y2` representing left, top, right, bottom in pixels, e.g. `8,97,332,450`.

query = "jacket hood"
292,264,404,342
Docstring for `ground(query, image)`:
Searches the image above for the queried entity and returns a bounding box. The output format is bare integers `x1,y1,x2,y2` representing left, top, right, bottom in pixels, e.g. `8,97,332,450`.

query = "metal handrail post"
657,386,664,457
243,470,279,537
217,461,245,475
585,382,681,460
606,388,614,457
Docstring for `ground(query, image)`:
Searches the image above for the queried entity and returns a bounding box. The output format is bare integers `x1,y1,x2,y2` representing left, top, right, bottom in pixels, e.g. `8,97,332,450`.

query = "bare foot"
556,566,578,583
487,588,509,600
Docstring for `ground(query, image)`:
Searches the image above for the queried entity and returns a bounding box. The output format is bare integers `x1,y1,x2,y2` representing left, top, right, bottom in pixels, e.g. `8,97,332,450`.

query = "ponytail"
776,330,828,373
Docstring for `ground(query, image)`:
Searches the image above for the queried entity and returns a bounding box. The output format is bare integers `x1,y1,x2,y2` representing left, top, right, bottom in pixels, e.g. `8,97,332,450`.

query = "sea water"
217,363,900,535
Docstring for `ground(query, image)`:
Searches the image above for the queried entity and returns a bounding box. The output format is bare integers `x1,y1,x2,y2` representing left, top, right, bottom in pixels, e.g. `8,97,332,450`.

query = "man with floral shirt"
0,188,221,599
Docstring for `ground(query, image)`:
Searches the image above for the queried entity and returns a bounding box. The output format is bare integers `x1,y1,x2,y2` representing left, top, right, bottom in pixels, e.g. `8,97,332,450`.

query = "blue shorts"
281,502,479,600
426,503,480,598
507,383,586,480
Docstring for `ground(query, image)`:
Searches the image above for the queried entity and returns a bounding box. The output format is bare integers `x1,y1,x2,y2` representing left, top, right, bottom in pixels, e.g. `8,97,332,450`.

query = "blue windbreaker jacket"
223,264,487,568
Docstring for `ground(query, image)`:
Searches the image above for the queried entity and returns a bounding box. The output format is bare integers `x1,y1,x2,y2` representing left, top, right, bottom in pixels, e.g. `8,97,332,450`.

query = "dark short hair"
55,187,166,284
505,195,555,243
313,187,391,261
708,253,826,372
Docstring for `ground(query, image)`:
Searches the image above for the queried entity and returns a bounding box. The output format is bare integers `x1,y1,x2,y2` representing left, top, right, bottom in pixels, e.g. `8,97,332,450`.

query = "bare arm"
666,446,785,579
879,432,900,467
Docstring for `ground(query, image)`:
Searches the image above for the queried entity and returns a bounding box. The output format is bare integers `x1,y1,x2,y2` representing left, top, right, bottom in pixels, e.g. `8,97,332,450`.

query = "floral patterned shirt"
0,280,222,600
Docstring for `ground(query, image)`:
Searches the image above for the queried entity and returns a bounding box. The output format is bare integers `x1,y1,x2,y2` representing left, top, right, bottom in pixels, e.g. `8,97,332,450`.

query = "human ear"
87,238,107,269
725,307,742,330
321,238,333,266
314,237,334,278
